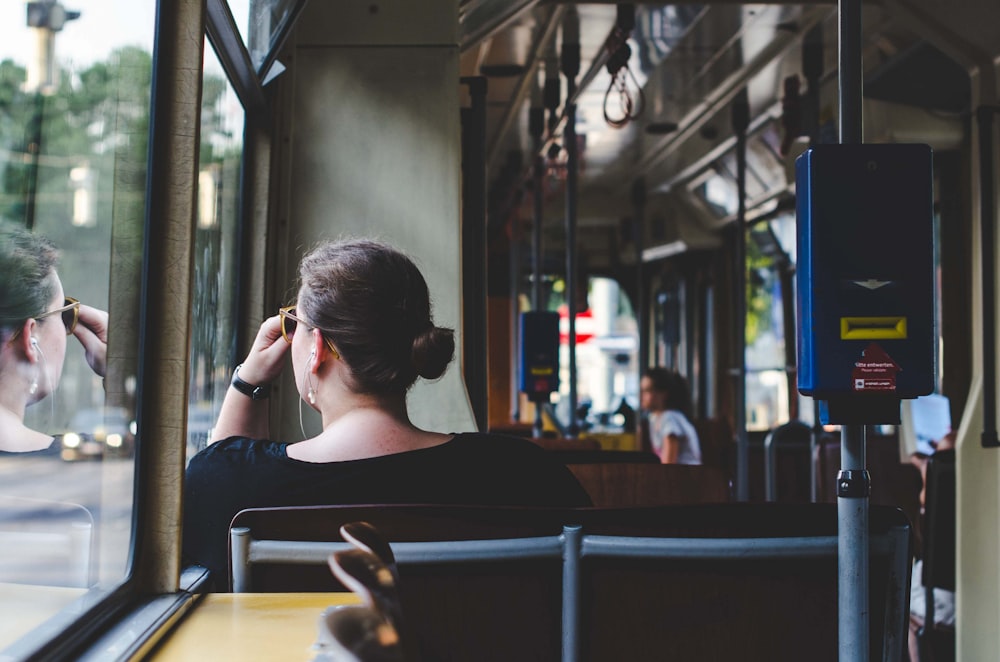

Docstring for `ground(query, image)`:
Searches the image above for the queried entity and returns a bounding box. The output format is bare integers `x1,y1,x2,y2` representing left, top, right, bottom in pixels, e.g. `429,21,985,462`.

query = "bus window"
550,276,639,431
746,216,794,431
186,31,246,463
0,0,153,647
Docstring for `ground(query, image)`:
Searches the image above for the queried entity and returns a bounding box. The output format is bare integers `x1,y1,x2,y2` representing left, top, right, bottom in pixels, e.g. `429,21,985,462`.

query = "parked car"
60,407,136,461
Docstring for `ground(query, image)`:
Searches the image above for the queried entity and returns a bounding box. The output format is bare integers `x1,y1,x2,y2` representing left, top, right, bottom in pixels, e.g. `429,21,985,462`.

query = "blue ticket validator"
796,144,935,423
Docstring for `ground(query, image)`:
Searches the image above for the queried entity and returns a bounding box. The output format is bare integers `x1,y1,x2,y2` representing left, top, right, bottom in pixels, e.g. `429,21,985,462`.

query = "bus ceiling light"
642,240,688,262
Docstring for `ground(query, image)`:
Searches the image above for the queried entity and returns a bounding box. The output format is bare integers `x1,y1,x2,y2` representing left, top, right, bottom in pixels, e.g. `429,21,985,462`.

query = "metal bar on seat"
247,536,566,566
561,525,582,662
581,535,839,559
230,526,253,592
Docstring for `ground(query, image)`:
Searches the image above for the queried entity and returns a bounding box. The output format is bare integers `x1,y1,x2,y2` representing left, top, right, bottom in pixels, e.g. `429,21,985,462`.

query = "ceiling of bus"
226,0,983,267
451,1,972,267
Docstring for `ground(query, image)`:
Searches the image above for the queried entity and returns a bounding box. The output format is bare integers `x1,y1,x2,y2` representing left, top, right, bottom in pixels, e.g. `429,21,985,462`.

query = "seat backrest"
762,420,813,502
0,495,94,588
526,436,601,451
551,450,659,465
923,448,956,591
573,503,911,662
814,433,922,541
693,416,734,474
230,502,910,662
566,462,731,506
230,505,568,662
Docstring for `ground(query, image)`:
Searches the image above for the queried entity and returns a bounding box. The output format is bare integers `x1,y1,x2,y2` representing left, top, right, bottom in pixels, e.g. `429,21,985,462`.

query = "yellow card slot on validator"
840,316,907,340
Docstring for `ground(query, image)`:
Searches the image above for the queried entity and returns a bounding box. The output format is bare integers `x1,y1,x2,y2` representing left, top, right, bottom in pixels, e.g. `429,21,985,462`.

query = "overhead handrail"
485,5,566,170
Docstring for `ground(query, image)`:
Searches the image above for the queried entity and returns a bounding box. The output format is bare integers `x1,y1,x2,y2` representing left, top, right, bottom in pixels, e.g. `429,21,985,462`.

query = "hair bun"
411,325,455,380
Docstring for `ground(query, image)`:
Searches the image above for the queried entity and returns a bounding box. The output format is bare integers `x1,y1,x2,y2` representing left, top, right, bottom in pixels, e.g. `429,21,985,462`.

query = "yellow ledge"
150,592,361,661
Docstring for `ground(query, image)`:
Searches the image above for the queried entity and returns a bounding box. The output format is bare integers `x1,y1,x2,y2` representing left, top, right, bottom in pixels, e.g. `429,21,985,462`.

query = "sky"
0,1,250,75
1,1,155,67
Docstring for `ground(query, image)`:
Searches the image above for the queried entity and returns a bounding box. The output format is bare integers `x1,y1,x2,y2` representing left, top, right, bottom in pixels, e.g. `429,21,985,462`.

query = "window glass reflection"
187,38,245,463
248,0,300,73
0,0,152,649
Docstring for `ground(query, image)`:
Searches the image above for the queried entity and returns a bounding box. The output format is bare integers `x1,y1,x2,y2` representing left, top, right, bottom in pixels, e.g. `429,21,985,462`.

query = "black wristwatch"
231,364,271,400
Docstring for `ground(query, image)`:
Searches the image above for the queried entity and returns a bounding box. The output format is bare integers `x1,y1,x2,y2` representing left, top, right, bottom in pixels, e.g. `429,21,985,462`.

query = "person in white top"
639,368,701,465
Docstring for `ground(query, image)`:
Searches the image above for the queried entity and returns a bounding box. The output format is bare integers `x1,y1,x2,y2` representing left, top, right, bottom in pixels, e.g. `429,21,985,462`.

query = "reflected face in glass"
35,297,80,336
30,274,71,404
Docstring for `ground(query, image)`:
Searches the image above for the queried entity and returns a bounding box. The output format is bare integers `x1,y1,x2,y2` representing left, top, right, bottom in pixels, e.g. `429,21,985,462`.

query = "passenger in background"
639,368,701,464
183,238,591,586
0,228,108,454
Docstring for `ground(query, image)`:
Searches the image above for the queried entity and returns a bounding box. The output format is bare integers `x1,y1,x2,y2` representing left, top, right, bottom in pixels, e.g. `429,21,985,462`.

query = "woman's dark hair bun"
411,325,455,380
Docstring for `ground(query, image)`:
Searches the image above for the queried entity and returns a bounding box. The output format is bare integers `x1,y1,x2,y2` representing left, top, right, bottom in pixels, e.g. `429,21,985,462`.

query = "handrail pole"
979,105,999,447
838,0,869,659
732,89,750,501
563,9,580,437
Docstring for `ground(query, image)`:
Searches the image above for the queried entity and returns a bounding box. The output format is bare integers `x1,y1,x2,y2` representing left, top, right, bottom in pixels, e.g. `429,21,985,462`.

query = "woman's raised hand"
73,304,109,377
236,315,289,385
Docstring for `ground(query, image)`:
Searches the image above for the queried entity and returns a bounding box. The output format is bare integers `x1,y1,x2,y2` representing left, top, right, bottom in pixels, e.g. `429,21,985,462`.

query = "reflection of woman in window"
639,368,701,464
0,228,108,453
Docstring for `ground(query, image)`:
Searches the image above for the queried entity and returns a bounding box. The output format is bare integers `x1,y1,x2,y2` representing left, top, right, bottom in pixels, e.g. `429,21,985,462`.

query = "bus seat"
918,448,955,662
763,420,813,502
526,436,601,451
566,463,731,506
486,422,533,437
230,505,568,662
574,503,911,662
228,503,910,662
692,417,734,474
550,450,659,465
814,432,922,544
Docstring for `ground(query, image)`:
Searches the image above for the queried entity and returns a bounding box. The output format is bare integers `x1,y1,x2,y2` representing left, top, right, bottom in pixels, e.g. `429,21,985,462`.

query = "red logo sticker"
851,342,900,392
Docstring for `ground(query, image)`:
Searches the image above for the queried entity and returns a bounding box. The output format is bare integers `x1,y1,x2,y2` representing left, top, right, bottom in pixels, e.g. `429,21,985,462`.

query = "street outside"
0,454,135,587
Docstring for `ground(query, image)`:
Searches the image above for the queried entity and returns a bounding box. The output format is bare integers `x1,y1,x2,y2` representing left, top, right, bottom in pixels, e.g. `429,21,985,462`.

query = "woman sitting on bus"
183,238,591,586
639,367,701,464
0,227,108,454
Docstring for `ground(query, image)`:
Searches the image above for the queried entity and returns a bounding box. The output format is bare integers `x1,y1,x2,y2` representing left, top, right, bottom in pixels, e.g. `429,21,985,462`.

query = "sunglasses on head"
279,306,339,357
12,297,80,339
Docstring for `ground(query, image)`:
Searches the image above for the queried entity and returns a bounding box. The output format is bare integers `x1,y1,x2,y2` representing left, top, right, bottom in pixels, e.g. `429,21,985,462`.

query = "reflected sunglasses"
279,306,340,358
12,297,81,339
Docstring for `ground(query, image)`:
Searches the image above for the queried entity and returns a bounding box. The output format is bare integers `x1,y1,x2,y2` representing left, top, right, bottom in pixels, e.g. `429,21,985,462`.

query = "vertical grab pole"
979,105,999,447
561,525,582,662
510,201,522,424
460,76,489,432
732,89,750,501
563,8,581,438
839,424,869,661
530,84,546,439
632,179,647,375
838,0,869,659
